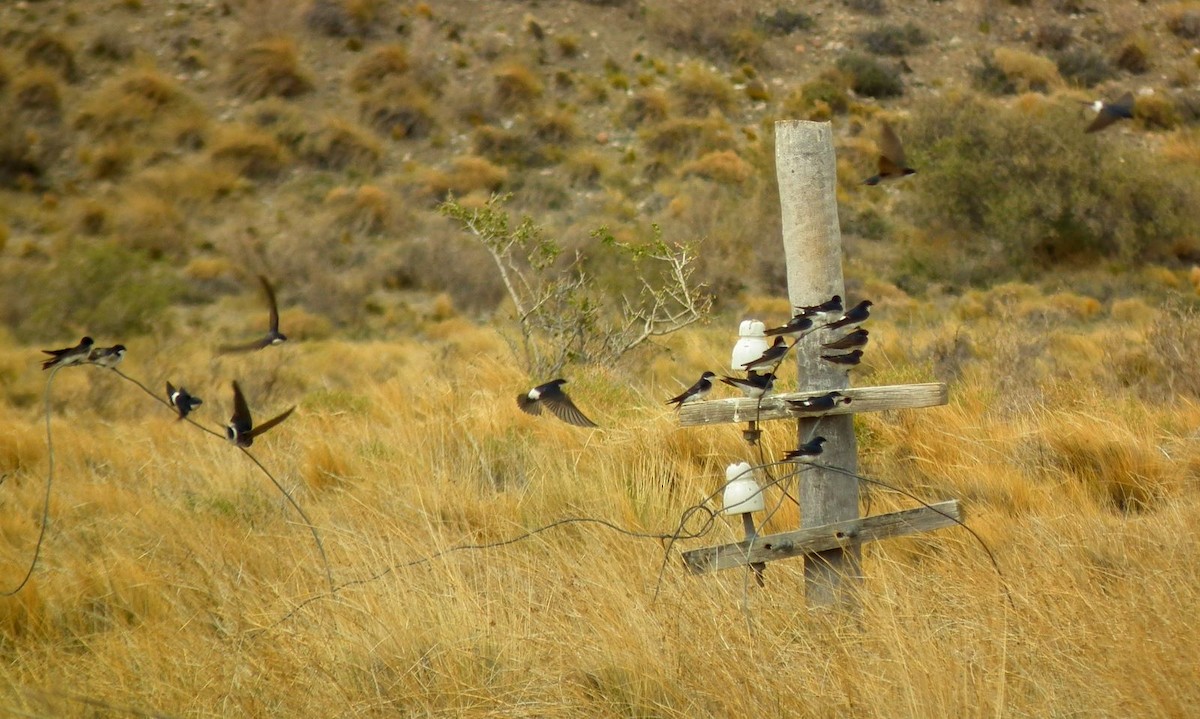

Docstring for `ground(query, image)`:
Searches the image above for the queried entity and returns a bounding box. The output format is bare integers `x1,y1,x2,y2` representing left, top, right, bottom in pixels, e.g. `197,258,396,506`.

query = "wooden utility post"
676,121,960,610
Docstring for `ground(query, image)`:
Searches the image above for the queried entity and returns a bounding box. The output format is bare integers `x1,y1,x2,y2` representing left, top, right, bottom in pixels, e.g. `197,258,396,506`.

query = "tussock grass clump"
228,38,314,100
492,61,543,112
0,116,46,190
1166,4,1200,39
639,116,736,161
300,117,382,172
23,33,79,82
836,53,903,98
647,0,764,64
531,108,580,145
680,149,752,184
12,68,63,122
209,124,291,179
981,47,1063,94
858,22,928,56
304,0,383,38
420,156,507,198
111,189,187,258
348,44,408,92
1114,36,1151,74
621,88,672,127
673,62,737,116
74,68,196,138
87,29,135,62
472,124,540,166
1134,93,1180,131
1054,47,1113,88
755,8,814,35
904,94,1200,279
324,184,394,235
1034,23,1073,51
359,78,436,139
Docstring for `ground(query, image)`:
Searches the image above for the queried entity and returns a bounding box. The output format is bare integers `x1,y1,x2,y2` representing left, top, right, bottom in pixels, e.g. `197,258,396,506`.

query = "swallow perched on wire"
821,328,869,351
225,380,295,447
517,379,598,428
218,275,288,354
824,300,873,331
786,391,852,414
821,350,863,369
87,344,126,368
863,121,916,185
720,370,776,399
740,336,790,372
793,295,843,318
764,315,814,339
783,436,827,461
666,371,716,409
1083,91,1134,134
166,382,203,420
41,336,94,370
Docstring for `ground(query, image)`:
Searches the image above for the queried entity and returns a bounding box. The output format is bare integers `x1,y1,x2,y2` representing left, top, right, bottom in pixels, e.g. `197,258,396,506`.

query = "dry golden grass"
1,284,1198,716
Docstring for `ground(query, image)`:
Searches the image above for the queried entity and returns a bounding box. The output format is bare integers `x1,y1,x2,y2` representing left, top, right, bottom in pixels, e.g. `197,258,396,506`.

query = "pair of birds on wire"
863,92,1134,185
40,275,295,448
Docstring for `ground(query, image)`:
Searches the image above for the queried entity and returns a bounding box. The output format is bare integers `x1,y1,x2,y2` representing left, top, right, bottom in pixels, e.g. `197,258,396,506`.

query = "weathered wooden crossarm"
681,499,962,575
676,382,947,427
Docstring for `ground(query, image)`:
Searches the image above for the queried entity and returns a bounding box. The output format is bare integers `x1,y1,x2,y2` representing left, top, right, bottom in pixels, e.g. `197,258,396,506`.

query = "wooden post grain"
775,120,860,608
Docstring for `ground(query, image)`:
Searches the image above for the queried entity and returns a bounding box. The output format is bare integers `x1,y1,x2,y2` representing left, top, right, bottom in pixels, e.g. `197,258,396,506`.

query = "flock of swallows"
40,275,294,448
39,94,1133,447
518,293,872,464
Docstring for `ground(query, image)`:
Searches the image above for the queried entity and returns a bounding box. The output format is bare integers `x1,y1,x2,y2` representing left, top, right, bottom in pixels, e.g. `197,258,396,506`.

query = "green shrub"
835,54,903,98
1055,47,1114,88
858,22,928,56
903,94,1200,280
755,9,814,35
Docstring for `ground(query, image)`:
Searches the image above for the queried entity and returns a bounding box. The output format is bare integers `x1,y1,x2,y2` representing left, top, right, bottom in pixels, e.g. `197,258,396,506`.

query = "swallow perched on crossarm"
821,328,869,351
225,380,296,447
824,300,873,331
740,336,790,372
821,350,864,369
518,379,598,428
786,391,852,415
863,121,916,185
1083,91,1134,134
793,295,843,318
166,382,203,420
666,371,716,410
218,275,288,354
783,436,827,461
41,336,94,370
87,344,126,368
720,370,776,399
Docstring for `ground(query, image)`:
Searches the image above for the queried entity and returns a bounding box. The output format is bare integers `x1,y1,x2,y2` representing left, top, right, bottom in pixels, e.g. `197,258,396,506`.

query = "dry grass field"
2,0,1200,715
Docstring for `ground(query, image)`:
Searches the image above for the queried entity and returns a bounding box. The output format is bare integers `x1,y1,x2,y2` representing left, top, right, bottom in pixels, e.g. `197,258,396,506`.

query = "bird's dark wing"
516,393,543,415
230,381,252,428
217,336,273,354
1085,112,1119,134
879,121,907,167
1112,91,1135,114
166,381,177,398
259,275,280,333
248,406,295,439
543,392,598,428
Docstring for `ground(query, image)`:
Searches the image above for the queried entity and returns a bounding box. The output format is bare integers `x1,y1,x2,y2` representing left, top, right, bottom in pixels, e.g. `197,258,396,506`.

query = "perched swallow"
1083,91,1134,134
517,379,598,428
719,371,776,399
824,300,873,331
166,382,203,420
225,380,296,447
41,336,94,370
863,121,916,185
764,315,814,338
783,436,827,461
740,336,790,372
793,295,843,317
218,275,288,354
821,350,864,368
786,391,852,414
87,344,126,368
665,371,716,409
821,328,869,351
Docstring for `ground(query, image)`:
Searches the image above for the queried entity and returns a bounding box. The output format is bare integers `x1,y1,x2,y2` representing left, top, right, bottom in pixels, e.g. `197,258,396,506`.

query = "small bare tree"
439,194,711,376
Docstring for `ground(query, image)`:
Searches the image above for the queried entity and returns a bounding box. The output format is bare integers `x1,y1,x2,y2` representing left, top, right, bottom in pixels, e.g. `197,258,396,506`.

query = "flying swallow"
218,275,288,354
517,379,598,428
863,121,916,185
665,371,716,409
41,336,94,370
740,336,790,372
166,382,203,420
821,350,864,368
786,391,852,414
87,344,126,368
719,370,776,399
225,380,295,447
824,300,873,331
793,295,843,317
1083,91,1134,133
783,436,827,461
821,328,869,351
764,315,814,338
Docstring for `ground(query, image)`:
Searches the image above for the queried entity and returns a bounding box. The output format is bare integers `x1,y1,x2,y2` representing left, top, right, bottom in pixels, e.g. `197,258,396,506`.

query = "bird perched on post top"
863,121,916,185
665,371,716,410
1083,91,1134,133
518,379,598,428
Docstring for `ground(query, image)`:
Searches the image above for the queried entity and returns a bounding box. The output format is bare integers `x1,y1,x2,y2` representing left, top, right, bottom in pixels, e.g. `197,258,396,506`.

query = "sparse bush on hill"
1055,47,1114,88
836,53,903,98
23,33,79,83
492,61,543,112
639,116,737,161
360,78,436,139
1166,5,1200,39
858,22,928,56
300,117,382,172
0,114,46,190
228,38,314,100
1034,23,1073,51
621,88,672,127
844,0,886,16
680,150,752,184
421,156,508,199
673,62,737,117
74,69,197,139
755,9,814,36
13,68,63,123
904,94,1200,280
974,47,1062,94
348,44,408,92
646,0,765,65
209,124,291,179
305,0,383,38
